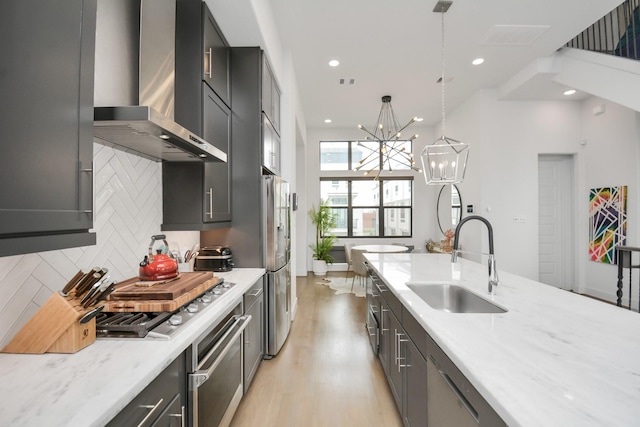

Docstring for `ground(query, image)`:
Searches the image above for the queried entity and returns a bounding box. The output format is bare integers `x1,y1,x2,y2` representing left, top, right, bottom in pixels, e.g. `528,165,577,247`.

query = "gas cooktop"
95,279,237,340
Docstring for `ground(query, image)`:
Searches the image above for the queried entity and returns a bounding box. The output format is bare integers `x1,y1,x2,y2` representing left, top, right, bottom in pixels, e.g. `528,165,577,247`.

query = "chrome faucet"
451,215,500,294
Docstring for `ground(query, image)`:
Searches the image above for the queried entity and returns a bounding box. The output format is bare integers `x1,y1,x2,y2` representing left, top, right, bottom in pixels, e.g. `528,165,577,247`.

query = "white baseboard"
327,262,347,272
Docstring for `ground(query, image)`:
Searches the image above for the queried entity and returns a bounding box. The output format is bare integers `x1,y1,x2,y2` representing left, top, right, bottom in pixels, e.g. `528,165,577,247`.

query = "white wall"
580,98,640,302
443,89,640,303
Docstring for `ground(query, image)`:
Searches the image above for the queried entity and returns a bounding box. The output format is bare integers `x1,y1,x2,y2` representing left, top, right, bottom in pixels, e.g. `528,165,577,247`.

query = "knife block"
1,292,96,354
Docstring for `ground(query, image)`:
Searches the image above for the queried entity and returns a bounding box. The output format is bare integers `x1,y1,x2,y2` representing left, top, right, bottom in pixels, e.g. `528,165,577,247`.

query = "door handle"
137,398,163,427
205,48,212,78
205,188,213,218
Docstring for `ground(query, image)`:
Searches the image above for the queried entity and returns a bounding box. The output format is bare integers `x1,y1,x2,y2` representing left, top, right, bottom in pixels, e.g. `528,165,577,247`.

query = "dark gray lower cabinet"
106,352,186,427
404,339,428,427
0,0,97,256
376,284,505,427
243,278,264,391
426,334,506,427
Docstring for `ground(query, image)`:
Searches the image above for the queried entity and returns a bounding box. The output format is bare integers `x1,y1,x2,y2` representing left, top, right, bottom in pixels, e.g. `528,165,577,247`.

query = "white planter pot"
312,259,328,276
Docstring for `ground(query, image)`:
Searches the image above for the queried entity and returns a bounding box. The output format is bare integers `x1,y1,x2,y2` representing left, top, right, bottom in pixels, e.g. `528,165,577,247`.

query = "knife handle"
84,282,115,308
60,270,85,295
75,273,102,298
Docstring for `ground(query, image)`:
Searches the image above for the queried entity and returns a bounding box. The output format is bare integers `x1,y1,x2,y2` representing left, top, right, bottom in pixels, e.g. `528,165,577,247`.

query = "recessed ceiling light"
564,89,576,96
159,134,170,140
414,117,424,122
328,59,340,67
472,58,485,65
324,119,332,123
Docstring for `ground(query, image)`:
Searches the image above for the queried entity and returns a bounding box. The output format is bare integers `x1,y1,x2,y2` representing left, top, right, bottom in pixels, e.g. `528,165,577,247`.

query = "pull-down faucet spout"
451,215,500,294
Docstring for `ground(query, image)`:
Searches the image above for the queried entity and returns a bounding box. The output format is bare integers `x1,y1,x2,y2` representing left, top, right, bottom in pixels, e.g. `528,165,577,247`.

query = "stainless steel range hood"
93,0,226,162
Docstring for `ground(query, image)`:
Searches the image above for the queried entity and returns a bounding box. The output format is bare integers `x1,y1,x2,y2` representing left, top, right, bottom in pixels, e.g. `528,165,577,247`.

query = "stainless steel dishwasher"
188,299,251,427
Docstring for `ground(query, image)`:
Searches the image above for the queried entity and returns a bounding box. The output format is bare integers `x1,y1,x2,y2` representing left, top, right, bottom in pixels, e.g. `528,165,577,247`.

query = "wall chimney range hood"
93,0,226,162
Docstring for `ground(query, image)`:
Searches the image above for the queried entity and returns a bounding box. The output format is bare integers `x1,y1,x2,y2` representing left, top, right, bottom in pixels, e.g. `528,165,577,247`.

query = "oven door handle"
189,314,251,390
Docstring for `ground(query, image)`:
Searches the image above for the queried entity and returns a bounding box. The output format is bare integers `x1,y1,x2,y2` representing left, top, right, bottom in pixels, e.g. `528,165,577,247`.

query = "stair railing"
615,246,640,311
566,0,639,60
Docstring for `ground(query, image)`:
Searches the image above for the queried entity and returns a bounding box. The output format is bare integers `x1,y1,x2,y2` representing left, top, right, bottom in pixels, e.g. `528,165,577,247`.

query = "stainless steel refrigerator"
264,175,291,357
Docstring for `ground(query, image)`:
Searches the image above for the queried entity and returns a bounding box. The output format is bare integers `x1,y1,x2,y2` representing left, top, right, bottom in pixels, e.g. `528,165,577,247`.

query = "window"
320,178,413,237
320,140,414,172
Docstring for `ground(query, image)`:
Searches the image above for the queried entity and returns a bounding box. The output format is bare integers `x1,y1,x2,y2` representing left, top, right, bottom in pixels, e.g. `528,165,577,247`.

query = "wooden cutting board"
103,272,219,312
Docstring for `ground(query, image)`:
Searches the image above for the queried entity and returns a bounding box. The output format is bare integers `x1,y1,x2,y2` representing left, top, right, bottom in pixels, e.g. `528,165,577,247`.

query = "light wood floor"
230,273,403,427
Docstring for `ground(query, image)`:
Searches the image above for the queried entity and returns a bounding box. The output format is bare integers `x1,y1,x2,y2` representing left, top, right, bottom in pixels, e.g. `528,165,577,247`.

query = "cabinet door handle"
168,407,184,427
394,329,399,367
398,334,409,371
375,282,388,293
79,161,94,214
205,188,213,218
205,47,212,78
247,288,263,298
380,307,389,333
137,398,163,427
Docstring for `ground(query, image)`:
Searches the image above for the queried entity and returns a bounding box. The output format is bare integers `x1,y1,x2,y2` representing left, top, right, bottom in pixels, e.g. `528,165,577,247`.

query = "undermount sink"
406,283,507,314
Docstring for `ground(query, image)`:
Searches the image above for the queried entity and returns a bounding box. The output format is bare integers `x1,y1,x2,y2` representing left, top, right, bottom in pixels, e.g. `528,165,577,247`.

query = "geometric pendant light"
356,95,423,180
421,1,469,184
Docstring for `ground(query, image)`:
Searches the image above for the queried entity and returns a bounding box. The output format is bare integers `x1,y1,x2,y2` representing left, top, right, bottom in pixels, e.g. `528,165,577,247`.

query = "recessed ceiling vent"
339,78,356,85
480,25,550,45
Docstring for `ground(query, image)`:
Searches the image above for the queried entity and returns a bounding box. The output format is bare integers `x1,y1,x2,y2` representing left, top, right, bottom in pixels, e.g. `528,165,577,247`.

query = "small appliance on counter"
195,246,234,272
139,234,179,281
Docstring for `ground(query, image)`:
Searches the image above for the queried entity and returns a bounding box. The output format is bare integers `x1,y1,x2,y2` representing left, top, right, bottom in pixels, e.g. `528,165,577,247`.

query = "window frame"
320,140,416,172
320,176,413,238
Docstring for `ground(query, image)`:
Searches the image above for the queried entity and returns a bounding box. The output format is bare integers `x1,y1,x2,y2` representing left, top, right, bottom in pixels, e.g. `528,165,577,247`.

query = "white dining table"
351,244,409,253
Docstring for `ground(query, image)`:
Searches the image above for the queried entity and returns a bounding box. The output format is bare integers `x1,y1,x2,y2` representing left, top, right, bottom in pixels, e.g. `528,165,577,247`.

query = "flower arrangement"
443,228,455,248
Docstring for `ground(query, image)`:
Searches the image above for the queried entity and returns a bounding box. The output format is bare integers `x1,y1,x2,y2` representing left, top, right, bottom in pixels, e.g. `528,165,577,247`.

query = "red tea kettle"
139,235,179,281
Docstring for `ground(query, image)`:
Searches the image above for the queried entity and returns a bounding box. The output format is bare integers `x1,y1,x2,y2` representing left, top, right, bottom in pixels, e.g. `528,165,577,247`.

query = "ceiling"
213,0,624,129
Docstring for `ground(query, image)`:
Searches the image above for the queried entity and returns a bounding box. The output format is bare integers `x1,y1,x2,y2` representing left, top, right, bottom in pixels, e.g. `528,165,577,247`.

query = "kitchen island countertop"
365,252,640,427
0,268,265,427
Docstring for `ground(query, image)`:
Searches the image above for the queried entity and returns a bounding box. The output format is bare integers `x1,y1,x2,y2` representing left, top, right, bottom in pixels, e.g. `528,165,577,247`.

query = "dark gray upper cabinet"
163,84,231,229
176,0,230,135
203,85,231,223
165,1,231,230
261,57,281,135
203,4,230,106
0,0,97,256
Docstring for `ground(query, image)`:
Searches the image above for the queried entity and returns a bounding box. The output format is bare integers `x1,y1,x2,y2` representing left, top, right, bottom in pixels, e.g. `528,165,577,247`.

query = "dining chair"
344,242,355,279
351,248,368,291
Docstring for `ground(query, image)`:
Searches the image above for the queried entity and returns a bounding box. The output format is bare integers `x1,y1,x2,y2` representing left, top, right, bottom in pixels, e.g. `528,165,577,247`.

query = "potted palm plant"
308,201,337,276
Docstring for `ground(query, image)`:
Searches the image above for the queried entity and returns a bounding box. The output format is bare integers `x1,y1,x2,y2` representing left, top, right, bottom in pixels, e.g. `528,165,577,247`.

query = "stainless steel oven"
188,299,251,427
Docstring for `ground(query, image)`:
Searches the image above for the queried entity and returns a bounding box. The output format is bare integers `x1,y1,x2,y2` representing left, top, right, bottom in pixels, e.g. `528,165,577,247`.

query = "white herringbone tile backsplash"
0,143,166,348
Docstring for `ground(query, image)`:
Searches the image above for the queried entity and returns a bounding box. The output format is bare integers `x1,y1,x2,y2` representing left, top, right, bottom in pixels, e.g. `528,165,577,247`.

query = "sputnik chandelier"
420,0,469,184
354,95,423,180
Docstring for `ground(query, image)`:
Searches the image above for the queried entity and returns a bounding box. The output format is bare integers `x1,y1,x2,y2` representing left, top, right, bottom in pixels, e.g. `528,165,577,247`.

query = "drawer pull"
137,398,163,427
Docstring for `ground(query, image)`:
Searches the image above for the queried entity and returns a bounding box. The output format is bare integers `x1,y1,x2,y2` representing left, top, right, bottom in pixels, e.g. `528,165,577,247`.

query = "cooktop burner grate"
95,312,173,338
95,280,237,339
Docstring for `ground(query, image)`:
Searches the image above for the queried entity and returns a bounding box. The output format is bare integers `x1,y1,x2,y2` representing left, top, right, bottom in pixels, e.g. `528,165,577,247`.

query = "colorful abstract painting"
589,186,627,264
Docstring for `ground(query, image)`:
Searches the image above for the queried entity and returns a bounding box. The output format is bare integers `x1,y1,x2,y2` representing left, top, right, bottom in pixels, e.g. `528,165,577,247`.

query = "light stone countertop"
0,268,265,427
365,252,640,427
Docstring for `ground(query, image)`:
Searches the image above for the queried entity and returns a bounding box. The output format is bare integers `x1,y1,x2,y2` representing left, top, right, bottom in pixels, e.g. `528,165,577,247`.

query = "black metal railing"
615,246,640,310
566,0,640,60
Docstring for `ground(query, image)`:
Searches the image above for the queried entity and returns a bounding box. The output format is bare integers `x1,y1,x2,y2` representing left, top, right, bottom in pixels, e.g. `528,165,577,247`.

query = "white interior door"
538,155,575,290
